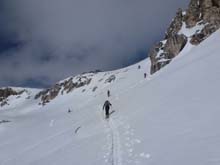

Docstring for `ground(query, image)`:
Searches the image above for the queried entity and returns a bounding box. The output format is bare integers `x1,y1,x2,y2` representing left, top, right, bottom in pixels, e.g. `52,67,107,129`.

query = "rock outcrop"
34,69,119,105
149,8,188,74
0,88,24,107
149,0,220,74
35,74,93,105
0,120,10,124
105,75,116,83
149,34,187,74
186,0,220,45
165,8,184,38
0,88,18,100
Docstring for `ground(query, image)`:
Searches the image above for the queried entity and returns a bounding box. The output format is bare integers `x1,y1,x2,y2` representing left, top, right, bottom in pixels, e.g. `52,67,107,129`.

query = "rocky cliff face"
34,70,119,105
35,74,93,105
0,88,24,107
149,0,220,74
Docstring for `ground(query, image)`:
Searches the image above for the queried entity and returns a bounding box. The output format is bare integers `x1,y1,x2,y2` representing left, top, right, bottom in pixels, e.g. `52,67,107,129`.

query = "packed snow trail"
107,118,122,165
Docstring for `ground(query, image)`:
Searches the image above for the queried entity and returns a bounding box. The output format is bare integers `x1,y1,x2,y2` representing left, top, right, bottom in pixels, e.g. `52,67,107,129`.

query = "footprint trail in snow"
103,117,122,165
103,115,152,165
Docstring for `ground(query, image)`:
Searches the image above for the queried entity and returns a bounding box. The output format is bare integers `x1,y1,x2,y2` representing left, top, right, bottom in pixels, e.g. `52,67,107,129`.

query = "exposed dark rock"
0,120,10,124
185,0,220,44
149,0,220,74
81,69,102,74
105,75,116,83
165,8,184,38
212,0,220,7
92,86,98,92
149,42,165,74
190,1,220,44
184,0,201,28
164,34,187,57
0,88,18,99
190,32,206,45
149,34,187,74
0,88,24,107
1,100,9,107
35,89,49,100
35,74,93,105
63,78,75,93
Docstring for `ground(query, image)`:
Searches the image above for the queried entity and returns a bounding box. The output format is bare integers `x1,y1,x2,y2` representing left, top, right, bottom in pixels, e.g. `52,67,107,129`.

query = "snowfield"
0,30,220,165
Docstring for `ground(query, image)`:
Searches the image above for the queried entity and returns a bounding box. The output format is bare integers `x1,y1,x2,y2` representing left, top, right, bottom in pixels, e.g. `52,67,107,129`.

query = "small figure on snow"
68,108,72,113
144,73,147,79
103,100,112,119
138,65,141,69
107,90,111,97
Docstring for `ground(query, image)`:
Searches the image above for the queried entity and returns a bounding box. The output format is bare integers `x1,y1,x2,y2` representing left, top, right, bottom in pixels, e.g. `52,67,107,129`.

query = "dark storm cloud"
0,0,189,87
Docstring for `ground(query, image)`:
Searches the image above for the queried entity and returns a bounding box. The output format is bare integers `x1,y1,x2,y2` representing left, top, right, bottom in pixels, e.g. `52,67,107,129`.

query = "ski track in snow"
103,116,122,165
104,116,151,165
108,118,122,165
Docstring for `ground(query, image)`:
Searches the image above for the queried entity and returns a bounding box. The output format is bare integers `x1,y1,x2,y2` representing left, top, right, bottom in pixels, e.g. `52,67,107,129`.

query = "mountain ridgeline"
0,0,220,107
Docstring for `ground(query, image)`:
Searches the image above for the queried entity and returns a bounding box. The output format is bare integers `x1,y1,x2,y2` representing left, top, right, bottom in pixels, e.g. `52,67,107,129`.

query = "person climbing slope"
103,100,112,119
68,108,72,113
107,90,110,97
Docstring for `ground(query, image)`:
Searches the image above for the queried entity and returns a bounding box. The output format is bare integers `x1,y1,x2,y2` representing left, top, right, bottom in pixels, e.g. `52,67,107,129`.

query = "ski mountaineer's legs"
105,106,110,119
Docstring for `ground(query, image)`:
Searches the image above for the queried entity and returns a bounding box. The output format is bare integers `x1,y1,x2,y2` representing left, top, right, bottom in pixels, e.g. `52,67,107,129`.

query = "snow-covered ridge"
35,59,151,105
0,87,40,107
0,58,151,108
2,1,220,108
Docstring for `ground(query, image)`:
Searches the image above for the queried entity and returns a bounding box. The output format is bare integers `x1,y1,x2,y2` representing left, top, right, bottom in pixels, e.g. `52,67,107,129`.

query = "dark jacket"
103,100,112,110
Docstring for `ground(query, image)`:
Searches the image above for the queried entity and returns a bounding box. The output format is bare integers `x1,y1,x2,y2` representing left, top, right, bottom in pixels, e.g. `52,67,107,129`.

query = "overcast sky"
0,0,189,88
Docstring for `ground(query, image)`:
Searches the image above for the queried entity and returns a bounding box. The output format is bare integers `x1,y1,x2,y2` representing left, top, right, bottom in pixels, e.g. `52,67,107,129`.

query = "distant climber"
107,90,110,97
103,100,112,119
138,65,141,69
68,108,72,113
144,73,147,79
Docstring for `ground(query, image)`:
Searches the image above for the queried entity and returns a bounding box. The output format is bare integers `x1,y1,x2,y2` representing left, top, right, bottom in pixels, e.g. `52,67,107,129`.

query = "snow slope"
0,30,220,165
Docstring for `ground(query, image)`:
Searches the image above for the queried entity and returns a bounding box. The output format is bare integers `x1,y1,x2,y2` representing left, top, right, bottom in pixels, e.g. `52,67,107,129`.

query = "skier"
68,108,72,113
107,90,110,97
103,100,112,119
